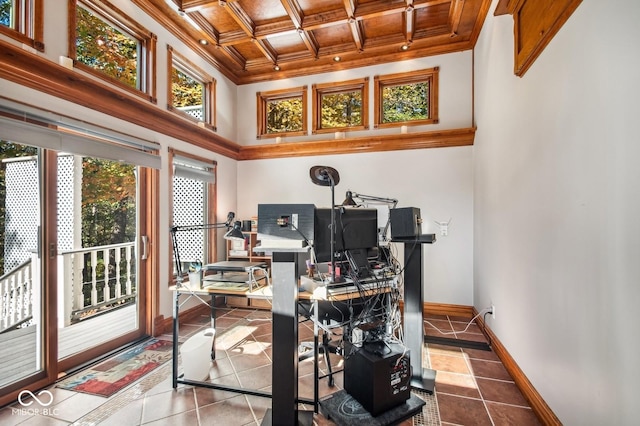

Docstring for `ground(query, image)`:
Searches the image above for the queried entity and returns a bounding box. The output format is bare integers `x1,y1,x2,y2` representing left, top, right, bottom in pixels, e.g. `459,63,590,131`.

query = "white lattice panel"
57,154,76,251
172,176,205,262
4,158,39,271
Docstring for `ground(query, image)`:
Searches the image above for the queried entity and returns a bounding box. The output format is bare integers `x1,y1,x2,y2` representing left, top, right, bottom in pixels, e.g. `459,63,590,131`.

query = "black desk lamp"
170,211,246,286
310,165,341,283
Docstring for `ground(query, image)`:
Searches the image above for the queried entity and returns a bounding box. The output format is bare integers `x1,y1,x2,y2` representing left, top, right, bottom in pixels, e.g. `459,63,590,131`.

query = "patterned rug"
56,338,173,397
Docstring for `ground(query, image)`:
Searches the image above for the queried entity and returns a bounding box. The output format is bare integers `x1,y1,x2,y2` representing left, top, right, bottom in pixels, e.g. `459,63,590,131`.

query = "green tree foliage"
382,82,429,123
171,68,203,108
321,91,362,129
267,98,303,133
76,6,139,89
81,158,136,248
0,0,11,27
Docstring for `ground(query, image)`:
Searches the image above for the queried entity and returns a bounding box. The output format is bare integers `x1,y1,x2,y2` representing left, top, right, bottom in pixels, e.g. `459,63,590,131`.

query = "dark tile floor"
0,308,542,425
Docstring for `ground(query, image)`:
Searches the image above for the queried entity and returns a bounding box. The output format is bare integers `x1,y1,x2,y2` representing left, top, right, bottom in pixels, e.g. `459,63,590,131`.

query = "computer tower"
344,342,411,416
389,207,422,239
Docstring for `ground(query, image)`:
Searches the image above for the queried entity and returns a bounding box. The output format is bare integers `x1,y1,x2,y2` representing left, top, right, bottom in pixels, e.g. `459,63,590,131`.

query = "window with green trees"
168,46,215,128
0,0,43,49
72,0,156,97
0,0,11,28
374,67,439,129
257,87,307,138
312,78,368,134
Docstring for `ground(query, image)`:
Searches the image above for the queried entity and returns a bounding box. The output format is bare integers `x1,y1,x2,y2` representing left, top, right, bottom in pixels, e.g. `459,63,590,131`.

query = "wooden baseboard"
473,308,561,425
158,304,211,336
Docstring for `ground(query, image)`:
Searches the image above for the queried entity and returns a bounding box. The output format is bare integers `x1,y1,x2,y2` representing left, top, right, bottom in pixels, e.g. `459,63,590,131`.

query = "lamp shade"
342,191,357,206
223,221,245,241
309,166,340,187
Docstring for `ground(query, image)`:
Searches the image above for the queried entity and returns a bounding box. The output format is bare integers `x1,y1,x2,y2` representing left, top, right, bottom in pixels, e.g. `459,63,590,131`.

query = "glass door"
56,155,147,369
0,141,48,400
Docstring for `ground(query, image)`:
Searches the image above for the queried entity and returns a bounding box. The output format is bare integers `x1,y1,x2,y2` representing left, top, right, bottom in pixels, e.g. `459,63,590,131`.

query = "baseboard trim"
473,307,561,426
158,303,211,335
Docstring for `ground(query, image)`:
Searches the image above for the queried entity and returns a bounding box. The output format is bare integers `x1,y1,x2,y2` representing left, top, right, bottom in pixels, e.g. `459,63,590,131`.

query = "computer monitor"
313,207,378,269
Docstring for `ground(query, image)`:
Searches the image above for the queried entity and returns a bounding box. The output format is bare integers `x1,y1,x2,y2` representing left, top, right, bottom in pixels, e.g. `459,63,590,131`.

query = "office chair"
298,299,350,387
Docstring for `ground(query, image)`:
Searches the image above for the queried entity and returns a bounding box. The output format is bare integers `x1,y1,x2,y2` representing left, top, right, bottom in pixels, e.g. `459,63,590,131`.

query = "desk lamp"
170,211,245,286
309,165,341,283
342,191,398,242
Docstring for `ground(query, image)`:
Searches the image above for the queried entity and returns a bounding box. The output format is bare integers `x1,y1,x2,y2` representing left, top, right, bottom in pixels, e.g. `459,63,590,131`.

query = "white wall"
234,51,475,305
237,146,474,305
474,0,640,424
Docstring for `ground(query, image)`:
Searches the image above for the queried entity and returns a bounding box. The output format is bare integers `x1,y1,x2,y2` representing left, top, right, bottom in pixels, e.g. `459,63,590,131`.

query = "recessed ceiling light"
333,56,341,62
199,39,209,45
274,65,280,71
401,44,410,51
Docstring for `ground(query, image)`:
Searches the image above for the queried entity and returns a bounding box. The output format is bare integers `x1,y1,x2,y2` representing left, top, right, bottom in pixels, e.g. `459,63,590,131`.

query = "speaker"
344,342,411,416
390,207,422,239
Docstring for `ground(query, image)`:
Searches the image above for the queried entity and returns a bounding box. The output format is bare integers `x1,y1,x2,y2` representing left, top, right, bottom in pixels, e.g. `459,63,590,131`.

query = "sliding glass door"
56,155,145,367
0,141,48,396
0,98,159,405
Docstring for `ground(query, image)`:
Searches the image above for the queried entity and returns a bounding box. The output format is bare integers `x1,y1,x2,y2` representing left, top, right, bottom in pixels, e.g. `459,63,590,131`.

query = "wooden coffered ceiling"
135,0,492,85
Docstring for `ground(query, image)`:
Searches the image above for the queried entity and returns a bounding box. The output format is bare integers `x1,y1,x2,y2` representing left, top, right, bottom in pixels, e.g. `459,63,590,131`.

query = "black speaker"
390,207,422,239
344,342,411,416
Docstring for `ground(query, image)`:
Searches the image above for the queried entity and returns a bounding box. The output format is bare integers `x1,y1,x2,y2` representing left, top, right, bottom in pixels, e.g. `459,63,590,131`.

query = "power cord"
423,307,493,336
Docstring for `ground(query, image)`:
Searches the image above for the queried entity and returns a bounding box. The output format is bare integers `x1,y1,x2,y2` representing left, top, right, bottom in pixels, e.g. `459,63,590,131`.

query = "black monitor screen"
313,207,378,263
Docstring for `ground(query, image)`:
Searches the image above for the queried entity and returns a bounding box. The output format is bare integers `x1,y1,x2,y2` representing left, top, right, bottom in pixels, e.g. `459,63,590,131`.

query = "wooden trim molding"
239,127,476,160
1,39,475,161
0,39,240,159
474,308,562,425
500,0,583,77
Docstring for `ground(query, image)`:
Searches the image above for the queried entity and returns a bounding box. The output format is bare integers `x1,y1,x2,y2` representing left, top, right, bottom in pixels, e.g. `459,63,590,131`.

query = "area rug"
56,338,173,397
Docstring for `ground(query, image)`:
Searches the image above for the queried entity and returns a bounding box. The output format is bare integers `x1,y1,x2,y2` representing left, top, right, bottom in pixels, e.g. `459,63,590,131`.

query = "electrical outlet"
491,304,496,319
291,213,298,229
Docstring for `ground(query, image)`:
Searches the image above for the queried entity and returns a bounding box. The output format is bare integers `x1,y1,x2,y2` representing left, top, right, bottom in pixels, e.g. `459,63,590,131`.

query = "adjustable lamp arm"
170,212,243,284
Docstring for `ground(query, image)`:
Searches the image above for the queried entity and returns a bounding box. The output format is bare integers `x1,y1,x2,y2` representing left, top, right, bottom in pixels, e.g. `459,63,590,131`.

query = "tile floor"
0,308,541,425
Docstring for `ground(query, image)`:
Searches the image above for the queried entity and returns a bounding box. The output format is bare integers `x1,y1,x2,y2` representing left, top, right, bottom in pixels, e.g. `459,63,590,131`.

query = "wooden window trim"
167,148,217,286
256,86,308,139
68,0,157,103
0,0,44,51
167,45,216,131
374,67,439,129
312,77,369,135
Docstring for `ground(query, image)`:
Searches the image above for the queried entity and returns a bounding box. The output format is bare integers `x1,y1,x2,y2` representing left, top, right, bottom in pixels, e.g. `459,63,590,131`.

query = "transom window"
0,0,44,50
257,86,307,139
374,67,439,129
70,0,157,100
167,46,216,129
312,78,368,134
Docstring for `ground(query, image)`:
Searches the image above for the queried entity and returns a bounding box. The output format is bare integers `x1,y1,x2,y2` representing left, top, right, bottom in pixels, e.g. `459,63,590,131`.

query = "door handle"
141,235,149,260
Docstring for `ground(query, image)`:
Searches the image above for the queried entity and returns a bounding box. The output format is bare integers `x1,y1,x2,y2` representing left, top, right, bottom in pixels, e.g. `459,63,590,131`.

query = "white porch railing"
0,260,33,333
1,242,137,332
58,242,137,327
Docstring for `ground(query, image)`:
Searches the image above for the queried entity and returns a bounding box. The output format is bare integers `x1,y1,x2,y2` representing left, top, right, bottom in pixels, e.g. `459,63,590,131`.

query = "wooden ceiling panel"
361,12,404,40
237,0,288,24
134,0,491,84
267,32,308,55
196,5,240,33
414,3,452,33
296,0,342,15
311,24,356,50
